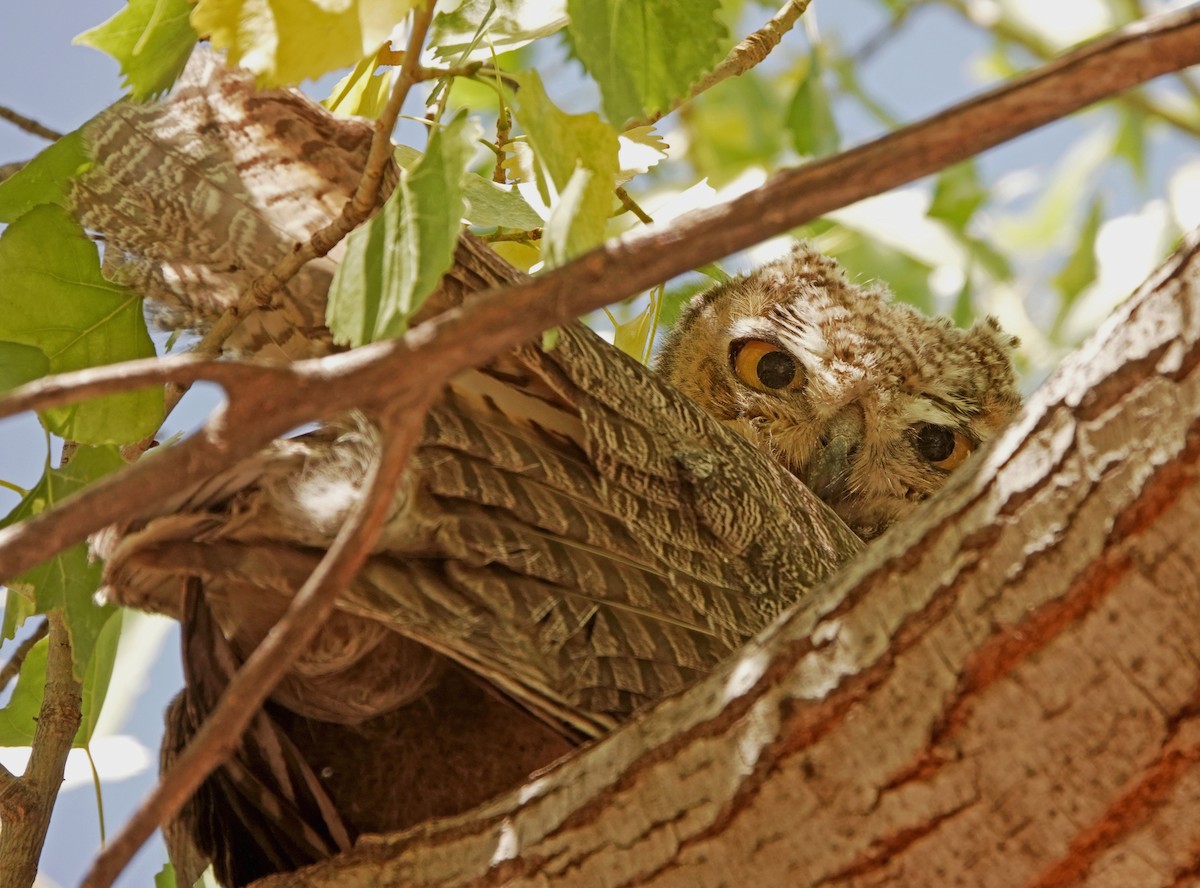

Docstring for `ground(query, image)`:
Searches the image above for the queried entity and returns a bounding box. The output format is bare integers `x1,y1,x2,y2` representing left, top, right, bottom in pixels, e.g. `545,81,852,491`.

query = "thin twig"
0,105,62,142
1,5,1199,584
626,0,813,130
0,618,48,692
615,186,654,225
80,404,430,888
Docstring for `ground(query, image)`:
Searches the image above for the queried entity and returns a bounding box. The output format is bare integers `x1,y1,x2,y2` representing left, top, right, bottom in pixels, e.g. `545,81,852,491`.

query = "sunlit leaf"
786,54,839,158
0,129,90,224
0,445,124,678
0,205,162,443
328,113,478,345
430,0,567,61
542,165,593,268
510,71,619,261
323,49,396,118
192,0,418,86
567,0,726,126
74,0,198,100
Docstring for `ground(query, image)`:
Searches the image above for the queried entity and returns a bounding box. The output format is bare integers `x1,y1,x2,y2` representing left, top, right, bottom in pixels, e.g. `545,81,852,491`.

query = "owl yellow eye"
732,340,797,391
914,424,974,470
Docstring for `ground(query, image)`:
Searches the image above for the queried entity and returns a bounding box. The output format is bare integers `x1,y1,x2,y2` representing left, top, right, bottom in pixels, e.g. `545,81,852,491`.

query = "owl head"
657,246,1021,540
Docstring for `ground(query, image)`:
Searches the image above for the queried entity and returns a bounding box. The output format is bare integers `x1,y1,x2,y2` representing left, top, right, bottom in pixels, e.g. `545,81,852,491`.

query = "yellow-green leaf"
510,71,619,262
191,0,418,86
0,129,90,224
323,49,396,118
75,0,198,100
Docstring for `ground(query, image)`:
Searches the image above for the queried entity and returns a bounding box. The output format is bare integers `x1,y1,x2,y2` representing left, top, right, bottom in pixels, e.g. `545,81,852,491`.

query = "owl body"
658,248,1021,539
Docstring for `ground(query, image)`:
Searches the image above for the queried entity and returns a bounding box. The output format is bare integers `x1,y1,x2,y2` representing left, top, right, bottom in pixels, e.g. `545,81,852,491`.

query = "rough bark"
253,231,1200,887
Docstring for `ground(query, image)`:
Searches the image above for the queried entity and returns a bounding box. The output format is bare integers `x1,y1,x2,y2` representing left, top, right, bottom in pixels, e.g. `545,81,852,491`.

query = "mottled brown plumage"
81,52,1017,886
658,250,1021,539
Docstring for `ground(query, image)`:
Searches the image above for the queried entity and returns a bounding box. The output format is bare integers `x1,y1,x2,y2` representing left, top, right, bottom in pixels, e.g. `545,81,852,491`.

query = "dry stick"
0,104,62,142
79,402,430,888
1,5,1199,585
628,0,813,130
0,616,81,888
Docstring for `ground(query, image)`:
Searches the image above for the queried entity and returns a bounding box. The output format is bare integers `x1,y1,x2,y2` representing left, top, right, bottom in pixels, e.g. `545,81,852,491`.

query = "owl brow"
916,392,978,423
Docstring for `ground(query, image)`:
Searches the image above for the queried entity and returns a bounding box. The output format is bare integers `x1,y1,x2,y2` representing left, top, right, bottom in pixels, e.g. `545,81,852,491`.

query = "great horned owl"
657,247,1022,540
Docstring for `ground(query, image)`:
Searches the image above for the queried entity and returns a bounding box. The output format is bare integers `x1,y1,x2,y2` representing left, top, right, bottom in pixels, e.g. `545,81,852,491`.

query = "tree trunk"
255,232,1200,887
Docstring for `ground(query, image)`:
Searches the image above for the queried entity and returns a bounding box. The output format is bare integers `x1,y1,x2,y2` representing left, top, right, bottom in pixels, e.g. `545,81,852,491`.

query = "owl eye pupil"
756,351,796,388
915,424,956,462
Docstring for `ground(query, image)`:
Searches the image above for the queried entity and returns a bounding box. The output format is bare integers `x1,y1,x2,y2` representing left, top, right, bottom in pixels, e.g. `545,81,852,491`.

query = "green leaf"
0,610,119,746
323,50,396,118
0,635,48,746
786,54,839,158
77,610,123,744
74,0,198,100
2,589,37,643
1052,196,1104,330
1113,107,1148,184
567,0,726,126
0,445,125,678
430,0,568,61
510,71,619,260
192,0,418,86
0,341,50,392
154,863,178,888
542,166,593,268
928,161,987,231
0,204,162,443
0,130,91,224
328,113,478,346
951,271,974,329
464,177,544,230
686,66,784,181
407,144,542,229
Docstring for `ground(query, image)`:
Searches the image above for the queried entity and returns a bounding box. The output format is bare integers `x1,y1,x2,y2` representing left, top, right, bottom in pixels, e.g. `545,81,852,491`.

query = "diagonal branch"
1,5,1198,585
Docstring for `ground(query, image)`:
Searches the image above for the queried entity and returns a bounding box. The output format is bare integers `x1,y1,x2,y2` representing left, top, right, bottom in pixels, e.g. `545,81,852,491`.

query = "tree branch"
0,615,82,888
80,403,431,888
255,227,1200,888
2,5,1198,586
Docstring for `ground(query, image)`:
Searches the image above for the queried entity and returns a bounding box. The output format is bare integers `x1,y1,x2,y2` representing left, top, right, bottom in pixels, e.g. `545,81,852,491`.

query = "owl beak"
805,435,856,506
